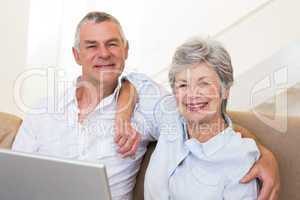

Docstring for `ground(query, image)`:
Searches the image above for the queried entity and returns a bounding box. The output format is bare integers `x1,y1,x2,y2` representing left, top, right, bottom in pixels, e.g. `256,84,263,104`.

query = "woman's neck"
187,116,228,143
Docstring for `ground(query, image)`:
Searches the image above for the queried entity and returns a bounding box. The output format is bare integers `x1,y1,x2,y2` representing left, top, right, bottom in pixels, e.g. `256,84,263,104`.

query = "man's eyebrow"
106,38,122,43
83,38,122,45
83,40,97,44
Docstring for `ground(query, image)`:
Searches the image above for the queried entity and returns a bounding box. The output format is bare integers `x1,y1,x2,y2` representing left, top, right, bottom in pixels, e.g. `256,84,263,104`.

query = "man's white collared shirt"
12,73,165,200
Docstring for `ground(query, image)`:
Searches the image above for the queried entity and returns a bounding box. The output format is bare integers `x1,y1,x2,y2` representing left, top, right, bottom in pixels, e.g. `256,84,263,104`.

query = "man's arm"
233,124,280,200
115,80,141,157
115,73,168,157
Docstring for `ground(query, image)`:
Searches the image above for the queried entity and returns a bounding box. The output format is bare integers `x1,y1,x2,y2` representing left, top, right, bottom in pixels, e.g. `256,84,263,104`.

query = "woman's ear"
222,88,230,100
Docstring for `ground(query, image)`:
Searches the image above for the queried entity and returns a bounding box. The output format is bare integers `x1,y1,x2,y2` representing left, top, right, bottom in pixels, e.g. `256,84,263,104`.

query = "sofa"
1,111,299,200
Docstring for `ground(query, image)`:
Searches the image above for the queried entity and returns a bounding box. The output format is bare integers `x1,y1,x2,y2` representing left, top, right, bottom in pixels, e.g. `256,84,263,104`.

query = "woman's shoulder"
219,129,260,180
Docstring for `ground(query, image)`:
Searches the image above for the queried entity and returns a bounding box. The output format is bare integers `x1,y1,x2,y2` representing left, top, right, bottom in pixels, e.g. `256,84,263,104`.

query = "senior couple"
13,11,280,200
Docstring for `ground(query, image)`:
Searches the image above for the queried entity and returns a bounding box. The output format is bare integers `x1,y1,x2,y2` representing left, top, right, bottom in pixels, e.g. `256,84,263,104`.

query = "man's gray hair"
168,37,234,117
74,11,127,50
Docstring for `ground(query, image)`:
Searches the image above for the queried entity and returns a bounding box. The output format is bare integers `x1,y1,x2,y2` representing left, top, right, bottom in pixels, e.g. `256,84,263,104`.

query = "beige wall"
1,0,299,117
217,0,300,76
0,0,30,116
216,0,300,113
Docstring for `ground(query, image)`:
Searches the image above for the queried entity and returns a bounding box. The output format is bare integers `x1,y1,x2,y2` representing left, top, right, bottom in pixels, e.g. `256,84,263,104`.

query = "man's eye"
108,43,118,47
86,45,96,49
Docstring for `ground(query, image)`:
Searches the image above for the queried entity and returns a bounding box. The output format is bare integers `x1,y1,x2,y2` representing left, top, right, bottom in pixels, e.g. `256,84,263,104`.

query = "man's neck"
76,77,118,123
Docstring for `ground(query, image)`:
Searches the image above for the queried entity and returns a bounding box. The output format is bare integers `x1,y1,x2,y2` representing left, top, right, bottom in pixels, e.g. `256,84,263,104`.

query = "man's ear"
124,40,129,60
72,47,81,65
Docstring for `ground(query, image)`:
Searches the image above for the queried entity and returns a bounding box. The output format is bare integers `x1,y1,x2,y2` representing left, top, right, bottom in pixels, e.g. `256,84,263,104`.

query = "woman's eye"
199,82,209,86
177,84,187,88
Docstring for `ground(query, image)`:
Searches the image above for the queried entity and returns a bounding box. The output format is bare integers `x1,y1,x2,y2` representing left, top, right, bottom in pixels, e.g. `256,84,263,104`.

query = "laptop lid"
0,149,111,200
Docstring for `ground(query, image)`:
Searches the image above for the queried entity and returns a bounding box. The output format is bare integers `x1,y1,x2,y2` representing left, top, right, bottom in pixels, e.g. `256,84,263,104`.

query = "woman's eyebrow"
197,76,208,82
175,79,187,83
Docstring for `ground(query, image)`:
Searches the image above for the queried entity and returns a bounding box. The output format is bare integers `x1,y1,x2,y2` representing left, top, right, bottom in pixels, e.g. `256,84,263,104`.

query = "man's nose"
97,45,111,59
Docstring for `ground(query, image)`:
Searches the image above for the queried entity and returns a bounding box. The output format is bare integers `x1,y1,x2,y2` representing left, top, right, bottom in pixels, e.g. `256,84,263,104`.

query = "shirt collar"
167,115,234,178
185,126,233,158
57,74,125,112
180,115,234,157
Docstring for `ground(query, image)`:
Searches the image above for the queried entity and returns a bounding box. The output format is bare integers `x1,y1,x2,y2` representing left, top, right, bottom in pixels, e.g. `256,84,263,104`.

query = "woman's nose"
187,86,202,97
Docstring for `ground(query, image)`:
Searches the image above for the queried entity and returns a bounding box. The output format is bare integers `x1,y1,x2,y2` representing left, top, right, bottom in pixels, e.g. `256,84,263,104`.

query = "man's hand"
240,145,280,200
114,119,141,158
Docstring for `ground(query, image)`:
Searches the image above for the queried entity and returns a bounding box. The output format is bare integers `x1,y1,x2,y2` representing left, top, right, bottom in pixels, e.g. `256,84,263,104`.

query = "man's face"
73,21,128,86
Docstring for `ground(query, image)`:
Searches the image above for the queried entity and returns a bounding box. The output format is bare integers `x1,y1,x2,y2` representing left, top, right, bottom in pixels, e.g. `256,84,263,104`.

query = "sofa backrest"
229,111,300,200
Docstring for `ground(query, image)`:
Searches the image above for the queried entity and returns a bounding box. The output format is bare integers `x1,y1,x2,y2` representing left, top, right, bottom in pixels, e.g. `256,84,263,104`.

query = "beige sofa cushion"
229,111,300,200
0,112,22,149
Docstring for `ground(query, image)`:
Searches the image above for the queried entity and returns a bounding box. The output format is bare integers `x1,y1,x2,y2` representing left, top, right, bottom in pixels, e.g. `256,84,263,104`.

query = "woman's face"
174,63,229,125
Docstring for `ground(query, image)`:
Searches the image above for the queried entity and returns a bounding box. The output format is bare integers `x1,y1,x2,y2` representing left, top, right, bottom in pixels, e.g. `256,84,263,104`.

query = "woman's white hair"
168,37,234,117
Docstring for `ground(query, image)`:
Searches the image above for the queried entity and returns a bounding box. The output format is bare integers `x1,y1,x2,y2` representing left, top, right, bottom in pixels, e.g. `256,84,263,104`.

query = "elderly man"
12,11,279,200
13,11,153,200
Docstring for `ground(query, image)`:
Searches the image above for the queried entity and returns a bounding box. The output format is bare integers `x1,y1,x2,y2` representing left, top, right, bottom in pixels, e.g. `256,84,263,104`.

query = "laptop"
0,148,112,200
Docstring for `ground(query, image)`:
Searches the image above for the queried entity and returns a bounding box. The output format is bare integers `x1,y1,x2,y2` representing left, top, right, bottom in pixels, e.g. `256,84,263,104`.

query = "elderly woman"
143,38,259,199
114,38,279,200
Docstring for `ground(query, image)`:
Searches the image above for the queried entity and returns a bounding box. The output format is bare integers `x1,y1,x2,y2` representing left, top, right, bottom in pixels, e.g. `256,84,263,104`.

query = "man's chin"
90,76,115,83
